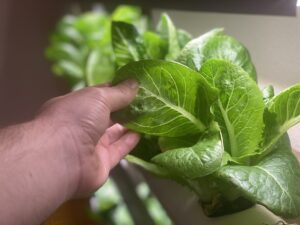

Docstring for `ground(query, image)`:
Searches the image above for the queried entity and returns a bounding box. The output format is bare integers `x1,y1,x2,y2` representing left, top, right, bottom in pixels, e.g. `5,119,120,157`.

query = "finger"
109,119,115,127
99,123,128,146
108,131,140,168
94,82,112,88
101,79,139,112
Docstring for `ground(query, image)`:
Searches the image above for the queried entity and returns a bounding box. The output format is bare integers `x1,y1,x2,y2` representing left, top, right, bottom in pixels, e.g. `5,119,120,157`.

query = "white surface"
143,172,287,225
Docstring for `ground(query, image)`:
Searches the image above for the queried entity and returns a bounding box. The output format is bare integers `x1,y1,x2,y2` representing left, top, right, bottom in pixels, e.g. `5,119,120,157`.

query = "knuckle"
118,84,130,96
97,90,111,112
86,87,110,109
85,88,113,115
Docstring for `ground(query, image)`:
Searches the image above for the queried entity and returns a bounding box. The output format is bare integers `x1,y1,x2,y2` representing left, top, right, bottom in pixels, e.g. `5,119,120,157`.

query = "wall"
153,8,300,90
0,0,70,127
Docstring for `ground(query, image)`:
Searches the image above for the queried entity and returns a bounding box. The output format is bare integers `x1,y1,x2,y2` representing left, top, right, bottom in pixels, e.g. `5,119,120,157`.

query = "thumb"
100,80,139,112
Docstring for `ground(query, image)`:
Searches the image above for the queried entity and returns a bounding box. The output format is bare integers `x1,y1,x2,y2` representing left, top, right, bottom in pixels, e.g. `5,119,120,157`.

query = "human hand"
37,80,140,198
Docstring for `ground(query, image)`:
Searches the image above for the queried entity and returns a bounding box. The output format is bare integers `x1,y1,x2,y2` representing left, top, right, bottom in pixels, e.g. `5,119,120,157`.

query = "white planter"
141,170,297,225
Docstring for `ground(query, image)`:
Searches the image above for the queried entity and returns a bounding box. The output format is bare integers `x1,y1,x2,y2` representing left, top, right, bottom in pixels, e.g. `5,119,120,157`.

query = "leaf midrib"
217,99,238,157
140,86,206,131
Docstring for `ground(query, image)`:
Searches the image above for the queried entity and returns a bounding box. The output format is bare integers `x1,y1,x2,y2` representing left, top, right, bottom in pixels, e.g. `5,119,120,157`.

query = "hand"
37,80,140,198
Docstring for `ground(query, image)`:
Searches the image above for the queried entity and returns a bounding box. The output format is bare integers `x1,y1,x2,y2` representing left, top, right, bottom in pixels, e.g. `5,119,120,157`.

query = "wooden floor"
43,199,101,225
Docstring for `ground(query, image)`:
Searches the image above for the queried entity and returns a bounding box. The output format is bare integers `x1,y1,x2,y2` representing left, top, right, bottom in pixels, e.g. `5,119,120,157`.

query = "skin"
0,80,140,225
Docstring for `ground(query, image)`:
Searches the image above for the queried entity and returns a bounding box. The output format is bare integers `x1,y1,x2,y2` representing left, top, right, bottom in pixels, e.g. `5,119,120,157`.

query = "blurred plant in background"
89,178,172,225
46,5,174,225
46,5,148,89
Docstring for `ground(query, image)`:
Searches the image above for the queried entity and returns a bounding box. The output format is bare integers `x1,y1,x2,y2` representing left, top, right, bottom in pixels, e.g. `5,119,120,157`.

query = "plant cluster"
46,5,300,219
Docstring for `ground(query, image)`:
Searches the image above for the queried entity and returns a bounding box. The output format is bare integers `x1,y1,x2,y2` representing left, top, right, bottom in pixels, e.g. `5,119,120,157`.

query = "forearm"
0,118,78,225
0,81,139,225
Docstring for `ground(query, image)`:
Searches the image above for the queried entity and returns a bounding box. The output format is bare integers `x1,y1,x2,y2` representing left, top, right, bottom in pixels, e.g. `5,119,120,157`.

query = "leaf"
177,29,192,49
126,155,170,178
134,16,149,34
50,15,84,44
113,60,218,137
177,29,257,81
71,81,85,91
112,5,149,34
111,21,147,68
158,134,199,152
269,83,300,131
51,60,84,87
152,133,223,179
157,13,181,60
262,85,275,104
262,84,300,155
200,60,264,159
112,5,142,23
45,42,83,65
130,136,161,162
74,12,107,35
86,48,115,85
143,31,168,60
53,60,84,79
218,136,300,218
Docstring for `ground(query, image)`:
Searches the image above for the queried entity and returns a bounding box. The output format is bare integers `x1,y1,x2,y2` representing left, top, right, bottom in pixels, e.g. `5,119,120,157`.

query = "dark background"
0,0,70,127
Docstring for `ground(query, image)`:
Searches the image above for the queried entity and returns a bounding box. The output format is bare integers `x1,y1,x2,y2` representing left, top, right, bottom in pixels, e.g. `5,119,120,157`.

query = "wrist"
32,115,81,200
0,118,81,225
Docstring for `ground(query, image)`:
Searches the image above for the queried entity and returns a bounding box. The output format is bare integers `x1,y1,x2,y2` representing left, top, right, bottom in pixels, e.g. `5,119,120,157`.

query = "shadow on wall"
0,0,70,127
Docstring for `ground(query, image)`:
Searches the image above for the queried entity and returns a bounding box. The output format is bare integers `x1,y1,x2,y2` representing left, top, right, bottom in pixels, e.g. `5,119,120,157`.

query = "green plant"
46,6,300,219
46,5,148,89
90,179,172,225
111,14,300,219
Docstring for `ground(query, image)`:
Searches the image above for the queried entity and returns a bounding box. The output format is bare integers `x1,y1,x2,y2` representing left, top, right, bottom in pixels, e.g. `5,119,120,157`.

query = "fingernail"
125,79,139,89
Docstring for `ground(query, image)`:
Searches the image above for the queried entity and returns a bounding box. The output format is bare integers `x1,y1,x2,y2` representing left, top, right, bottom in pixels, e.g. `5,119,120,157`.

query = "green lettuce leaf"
73,12,110,47
262,85,275,104
143,31,168,60
113,60,218,137
111,21,147,68
85,48,115,85
218,136,300,218
49,15,84,44
112,5,142,23
177,29,257,81
126,155,170,178
158,134,199,152
157,13,181,60
200,60,264,159
152,133,223,179
262,84,300,155
177,29,192,48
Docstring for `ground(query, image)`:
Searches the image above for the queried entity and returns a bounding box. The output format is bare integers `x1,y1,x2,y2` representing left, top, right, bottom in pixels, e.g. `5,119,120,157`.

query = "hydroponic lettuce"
111,14,300,218
46,5,148,89
46,6,300,219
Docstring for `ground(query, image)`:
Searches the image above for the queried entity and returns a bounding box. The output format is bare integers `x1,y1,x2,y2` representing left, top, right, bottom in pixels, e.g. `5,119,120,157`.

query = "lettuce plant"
46,7,300,219
111,14,300,219
46,5,148,89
